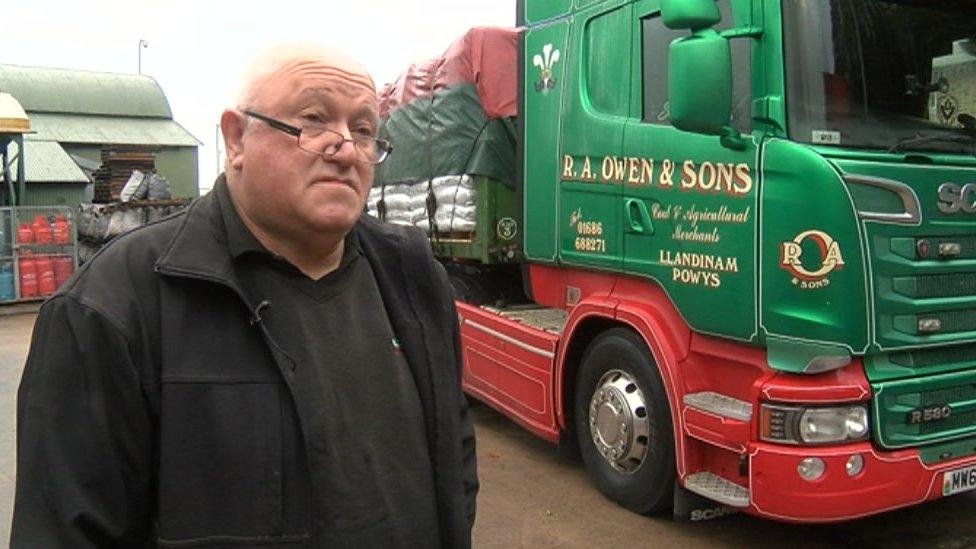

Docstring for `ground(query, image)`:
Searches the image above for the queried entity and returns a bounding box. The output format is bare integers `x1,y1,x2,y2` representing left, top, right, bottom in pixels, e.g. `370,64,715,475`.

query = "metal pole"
138,39,149,74
1,143,11,207
14,136,24,207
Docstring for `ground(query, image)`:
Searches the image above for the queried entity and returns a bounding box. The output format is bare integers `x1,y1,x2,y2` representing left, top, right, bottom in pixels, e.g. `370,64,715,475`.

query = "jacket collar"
155,175,241,289
155,175,402,304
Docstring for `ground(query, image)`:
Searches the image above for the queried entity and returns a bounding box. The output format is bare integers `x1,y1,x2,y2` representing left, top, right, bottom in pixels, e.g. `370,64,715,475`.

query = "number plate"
943,465,976,496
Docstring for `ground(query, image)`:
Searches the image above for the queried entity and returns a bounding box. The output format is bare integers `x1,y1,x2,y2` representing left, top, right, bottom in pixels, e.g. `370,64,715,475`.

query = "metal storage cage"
0,206,78,304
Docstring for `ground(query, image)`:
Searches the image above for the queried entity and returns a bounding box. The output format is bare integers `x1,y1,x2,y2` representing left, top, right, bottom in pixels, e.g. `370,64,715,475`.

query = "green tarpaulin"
377,83,516,188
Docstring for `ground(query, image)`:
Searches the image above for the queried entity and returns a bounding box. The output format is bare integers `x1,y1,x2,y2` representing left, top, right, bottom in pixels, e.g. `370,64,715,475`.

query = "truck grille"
874,369,976,449
894,308,976,336
918,385,976,435
894,273,976,298
924,309,976,333
890,342,976,369
894,236,976,261
874,234,976,347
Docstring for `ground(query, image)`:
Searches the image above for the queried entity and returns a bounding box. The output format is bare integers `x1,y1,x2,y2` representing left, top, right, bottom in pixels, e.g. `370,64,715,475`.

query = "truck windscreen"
782,0,976,155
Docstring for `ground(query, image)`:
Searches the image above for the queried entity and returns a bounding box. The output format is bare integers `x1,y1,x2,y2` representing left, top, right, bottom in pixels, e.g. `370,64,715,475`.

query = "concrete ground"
469,401,976,548
0,312,34,546
4,311,976,547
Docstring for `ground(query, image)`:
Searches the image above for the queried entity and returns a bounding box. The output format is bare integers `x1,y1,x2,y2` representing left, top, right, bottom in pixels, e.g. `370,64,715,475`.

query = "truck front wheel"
574,328,675,514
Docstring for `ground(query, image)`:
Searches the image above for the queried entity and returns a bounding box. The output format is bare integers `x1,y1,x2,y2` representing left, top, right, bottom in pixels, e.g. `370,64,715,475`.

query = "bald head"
234,43,375,110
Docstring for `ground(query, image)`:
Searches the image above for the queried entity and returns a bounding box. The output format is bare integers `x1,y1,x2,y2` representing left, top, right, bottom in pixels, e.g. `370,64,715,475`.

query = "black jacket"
12,184,478,548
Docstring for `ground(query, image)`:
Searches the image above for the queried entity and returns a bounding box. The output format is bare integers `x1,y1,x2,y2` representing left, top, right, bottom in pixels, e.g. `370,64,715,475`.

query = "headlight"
760,403,870,445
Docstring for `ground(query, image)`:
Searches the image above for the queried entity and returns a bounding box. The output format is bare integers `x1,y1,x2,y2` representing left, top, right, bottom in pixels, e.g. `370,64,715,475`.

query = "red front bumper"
746,441,976,522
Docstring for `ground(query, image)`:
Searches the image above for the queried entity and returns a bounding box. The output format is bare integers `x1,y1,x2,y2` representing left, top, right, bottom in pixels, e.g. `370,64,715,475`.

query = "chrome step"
683,391,753,422
684,472,750,508
484,306,569,334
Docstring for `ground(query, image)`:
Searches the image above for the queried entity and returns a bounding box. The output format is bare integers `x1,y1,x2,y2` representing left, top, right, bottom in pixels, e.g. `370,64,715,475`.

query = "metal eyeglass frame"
242,109,393,165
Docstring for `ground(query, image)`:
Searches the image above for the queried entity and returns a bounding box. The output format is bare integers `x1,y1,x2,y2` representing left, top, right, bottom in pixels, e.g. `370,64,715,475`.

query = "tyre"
448,273,490,304
574,328,675,514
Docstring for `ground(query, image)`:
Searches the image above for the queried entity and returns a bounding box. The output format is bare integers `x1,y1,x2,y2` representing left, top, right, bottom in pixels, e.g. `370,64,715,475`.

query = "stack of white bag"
367,175,477,233
367,183,423,226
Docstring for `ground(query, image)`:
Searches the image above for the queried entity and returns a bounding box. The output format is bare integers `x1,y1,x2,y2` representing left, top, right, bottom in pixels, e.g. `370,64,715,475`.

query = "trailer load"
370,27,520,269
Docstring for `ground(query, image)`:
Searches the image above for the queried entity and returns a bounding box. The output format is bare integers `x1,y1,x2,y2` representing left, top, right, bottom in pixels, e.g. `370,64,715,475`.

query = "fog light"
798,457,825,481
939,242,962,257
846,454,864,477
918,318,942,334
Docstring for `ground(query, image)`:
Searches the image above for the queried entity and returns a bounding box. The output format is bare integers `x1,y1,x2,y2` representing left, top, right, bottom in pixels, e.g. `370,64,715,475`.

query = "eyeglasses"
242,110,393,165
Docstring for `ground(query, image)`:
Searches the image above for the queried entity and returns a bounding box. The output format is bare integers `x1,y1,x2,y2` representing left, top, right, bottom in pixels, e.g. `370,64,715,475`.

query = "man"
12,44,478,548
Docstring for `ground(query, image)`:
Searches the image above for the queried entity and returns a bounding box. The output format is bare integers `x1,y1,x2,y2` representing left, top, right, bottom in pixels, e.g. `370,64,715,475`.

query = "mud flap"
672,483,738,522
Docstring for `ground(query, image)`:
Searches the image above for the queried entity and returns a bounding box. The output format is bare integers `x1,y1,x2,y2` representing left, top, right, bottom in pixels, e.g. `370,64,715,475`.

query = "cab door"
554,2,634,273
621,0,759,340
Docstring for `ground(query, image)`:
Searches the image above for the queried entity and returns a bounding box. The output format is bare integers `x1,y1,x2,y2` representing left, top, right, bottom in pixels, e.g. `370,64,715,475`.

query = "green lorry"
376,0,976,522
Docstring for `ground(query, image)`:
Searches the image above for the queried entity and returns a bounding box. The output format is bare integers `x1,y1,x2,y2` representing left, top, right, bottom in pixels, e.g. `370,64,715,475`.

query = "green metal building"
0,64,200,206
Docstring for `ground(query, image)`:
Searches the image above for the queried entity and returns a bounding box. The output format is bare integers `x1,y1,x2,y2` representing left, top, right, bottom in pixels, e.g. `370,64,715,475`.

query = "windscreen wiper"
887,133,976,153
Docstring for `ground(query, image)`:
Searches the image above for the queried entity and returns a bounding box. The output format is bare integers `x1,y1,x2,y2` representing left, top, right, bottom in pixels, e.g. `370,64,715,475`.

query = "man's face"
232,58,378,239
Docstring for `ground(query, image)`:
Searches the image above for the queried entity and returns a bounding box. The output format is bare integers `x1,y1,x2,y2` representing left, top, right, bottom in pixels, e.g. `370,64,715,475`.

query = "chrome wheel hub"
588,369,650,474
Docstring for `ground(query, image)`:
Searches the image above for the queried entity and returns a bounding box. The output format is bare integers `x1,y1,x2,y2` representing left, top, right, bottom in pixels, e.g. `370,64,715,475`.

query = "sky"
1,0,518,192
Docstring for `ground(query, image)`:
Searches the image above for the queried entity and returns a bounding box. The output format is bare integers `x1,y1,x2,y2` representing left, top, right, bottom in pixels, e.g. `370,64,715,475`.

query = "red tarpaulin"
379,26,519,119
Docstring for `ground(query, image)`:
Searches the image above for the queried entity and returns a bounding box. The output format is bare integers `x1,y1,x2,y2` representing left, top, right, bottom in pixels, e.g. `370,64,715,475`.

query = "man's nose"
328,126,359,166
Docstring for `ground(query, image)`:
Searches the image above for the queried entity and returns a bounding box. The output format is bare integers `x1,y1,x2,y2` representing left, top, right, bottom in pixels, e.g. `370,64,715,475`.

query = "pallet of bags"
367,182,422,227
425,175,477,233
118,170,174,202
76,200,190,264
78,204,146,242
367,175,478,234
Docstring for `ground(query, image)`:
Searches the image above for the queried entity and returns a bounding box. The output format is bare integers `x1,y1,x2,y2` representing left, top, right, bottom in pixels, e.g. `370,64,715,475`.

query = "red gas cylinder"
36,256,56,296
18,257,37,298
16,223,33,244
53,215,71,245
33,215,53,245
54,256,74,287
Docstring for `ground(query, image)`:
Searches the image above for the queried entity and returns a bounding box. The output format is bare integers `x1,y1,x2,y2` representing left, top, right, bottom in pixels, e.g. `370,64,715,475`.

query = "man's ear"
220,109,246,172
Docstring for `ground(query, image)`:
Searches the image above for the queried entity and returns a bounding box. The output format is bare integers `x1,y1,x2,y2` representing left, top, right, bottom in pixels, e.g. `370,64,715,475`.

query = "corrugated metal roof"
69,154,101,172
28,113,201,147
8,140,90,183
0,64,172,118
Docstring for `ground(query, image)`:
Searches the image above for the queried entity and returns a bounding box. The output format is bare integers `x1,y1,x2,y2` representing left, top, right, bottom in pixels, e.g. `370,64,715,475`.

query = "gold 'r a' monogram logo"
779,230,845,288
